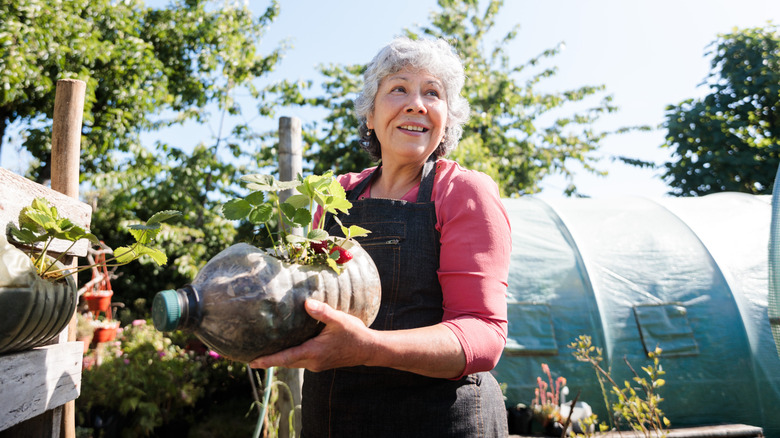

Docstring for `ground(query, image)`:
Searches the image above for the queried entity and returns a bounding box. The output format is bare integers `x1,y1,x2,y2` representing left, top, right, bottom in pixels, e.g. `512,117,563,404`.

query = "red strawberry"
310,241,328,254
330,246,352,264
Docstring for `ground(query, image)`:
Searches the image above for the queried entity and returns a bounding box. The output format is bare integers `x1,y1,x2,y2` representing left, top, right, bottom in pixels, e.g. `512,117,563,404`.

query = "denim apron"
302,157,508,437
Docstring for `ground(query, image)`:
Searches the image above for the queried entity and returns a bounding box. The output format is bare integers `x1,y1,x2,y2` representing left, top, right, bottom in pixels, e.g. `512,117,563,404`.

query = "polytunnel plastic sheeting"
493,194,780,437
655,193,778,434
496,198,606,413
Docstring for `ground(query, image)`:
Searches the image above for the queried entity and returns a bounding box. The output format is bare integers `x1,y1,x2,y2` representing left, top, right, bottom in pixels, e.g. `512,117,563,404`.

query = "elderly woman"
250,37,511,436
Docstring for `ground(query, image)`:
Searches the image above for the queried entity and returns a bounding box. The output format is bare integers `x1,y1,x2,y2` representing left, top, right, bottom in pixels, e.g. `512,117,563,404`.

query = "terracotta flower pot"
92,326,118,343
83,290,113,313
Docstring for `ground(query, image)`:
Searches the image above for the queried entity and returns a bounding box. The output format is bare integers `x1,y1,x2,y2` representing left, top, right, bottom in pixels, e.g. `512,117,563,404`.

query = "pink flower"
132,319,146,326
207,350,220,359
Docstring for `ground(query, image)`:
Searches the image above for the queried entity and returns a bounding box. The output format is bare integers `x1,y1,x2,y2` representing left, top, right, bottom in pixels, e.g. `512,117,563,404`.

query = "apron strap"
347,166,379,202
416,155,437,203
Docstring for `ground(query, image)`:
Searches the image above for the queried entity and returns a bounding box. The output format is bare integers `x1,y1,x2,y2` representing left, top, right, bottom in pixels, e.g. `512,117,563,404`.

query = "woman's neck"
370,161,425,200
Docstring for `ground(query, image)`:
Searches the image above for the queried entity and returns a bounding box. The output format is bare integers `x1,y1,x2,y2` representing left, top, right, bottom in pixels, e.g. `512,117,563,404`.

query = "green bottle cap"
152,289,182,332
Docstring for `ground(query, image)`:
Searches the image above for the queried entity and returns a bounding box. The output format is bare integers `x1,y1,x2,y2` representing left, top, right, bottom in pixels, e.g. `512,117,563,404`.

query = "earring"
366,129,373,136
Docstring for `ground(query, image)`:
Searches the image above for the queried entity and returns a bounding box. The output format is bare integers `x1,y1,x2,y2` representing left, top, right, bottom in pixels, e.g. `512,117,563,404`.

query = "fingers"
249,342,309,369
248,300,331,369
305,298,333,322
248,300,352,370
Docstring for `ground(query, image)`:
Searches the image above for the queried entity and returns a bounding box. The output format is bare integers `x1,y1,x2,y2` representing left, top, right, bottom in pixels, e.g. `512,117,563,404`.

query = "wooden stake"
51,79,86,199
51,78,86,438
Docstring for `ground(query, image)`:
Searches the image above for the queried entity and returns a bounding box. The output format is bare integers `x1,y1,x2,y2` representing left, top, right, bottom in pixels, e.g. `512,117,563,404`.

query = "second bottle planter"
0,262,78,355
153,242,382,363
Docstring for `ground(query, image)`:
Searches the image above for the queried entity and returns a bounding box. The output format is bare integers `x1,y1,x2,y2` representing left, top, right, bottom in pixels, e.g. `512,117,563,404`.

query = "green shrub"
77,319,246,437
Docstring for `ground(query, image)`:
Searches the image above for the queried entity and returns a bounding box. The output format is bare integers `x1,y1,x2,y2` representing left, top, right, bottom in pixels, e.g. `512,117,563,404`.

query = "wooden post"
51,78,86,438
276,116,304,437
51,79,86,199
278,116,303,201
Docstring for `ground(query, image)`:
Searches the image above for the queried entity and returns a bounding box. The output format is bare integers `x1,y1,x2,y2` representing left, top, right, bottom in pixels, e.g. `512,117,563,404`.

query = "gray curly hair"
354,37,470,161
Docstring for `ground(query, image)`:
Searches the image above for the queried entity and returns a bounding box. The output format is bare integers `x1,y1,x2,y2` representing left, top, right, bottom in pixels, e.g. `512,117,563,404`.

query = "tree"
0,0,283,182
2,0,287,303
269,0,620,196
662,23,780,196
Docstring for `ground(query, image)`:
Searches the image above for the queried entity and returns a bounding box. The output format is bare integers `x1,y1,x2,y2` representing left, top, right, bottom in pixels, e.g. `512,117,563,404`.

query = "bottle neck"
178,285,202,330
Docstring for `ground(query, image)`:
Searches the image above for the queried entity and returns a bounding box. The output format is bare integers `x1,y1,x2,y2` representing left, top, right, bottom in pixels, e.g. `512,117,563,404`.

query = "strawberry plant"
7,197,180,281
221,172,369,274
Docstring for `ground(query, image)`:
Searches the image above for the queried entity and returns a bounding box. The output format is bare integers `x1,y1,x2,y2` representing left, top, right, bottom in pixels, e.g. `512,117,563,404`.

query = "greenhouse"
495,193,779,436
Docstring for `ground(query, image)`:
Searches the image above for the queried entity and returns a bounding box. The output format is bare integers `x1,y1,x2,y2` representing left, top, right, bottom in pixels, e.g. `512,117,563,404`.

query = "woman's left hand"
248,298,376,371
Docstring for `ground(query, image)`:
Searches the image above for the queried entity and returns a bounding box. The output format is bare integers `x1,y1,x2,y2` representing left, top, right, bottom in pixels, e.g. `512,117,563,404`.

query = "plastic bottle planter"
0,260,78,354
153,242,382,363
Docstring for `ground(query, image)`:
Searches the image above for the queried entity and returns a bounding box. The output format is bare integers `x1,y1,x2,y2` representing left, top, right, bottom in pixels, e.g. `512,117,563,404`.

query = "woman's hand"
248,299,376,371
249,298,467,379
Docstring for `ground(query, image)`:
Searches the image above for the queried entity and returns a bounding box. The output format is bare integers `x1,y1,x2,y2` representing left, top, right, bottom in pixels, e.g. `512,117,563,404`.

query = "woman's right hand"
248,299,377,371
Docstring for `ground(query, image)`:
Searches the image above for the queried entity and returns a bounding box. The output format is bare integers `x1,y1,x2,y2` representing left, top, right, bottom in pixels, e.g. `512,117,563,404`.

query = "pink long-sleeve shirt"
317,159,510,377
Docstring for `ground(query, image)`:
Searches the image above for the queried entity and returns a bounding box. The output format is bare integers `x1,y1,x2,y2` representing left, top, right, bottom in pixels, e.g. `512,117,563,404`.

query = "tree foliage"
0,0,282,182
1,0,285,305
662,23,780,196
269,0,619,196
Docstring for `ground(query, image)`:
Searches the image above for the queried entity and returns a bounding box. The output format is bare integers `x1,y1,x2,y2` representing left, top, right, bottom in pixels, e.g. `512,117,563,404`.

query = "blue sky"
4,0,779,198
250,0,780,198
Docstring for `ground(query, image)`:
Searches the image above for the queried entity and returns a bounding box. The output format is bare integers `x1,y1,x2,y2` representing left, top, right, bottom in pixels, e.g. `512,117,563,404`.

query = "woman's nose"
405,92,426,113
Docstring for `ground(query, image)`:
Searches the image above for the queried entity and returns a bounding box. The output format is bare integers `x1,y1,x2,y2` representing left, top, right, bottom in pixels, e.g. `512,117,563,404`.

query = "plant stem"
253,367,275,438
39,239,79,276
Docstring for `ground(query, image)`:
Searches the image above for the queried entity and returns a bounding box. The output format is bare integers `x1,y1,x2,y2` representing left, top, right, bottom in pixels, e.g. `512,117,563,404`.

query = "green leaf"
22,210,55,230
138,246,168,265
128,227,160,245
344,224,370,239
243,174,301,192
249,204,273,224
325,257,341,274
8,226,37,245
280,202,297,221
240,174,275,187
285,194,310,209
307,228,328,241
323,197,352,215
286,234,308,244
146,210,181,225
59,224,88,242
82,232,101,245
245,191,265,206
292,208,312,227
222,199,252,220
114,246,139,264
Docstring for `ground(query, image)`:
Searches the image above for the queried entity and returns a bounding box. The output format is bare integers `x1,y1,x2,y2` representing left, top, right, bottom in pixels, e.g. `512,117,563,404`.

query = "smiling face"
366,67,448,166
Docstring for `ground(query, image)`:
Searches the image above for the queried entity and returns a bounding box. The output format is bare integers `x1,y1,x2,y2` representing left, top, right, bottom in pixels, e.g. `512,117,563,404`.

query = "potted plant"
221,172,371,274
531,363,567,436
76,312,95,353
91,318,121,344
0,198,179,354
152,172,381,362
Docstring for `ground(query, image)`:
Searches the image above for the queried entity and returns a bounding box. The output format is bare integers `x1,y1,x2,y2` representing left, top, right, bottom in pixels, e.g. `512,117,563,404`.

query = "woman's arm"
434,160,511,377
248,298,466,379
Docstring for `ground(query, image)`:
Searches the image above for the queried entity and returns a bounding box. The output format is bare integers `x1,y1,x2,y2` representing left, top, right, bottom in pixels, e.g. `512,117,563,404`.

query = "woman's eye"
391,86,406,93
426,90,440,97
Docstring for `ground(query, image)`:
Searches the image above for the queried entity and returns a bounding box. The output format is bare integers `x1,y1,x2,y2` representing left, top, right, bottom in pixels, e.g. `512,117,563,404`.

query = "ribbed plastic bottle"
152,242,380,363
